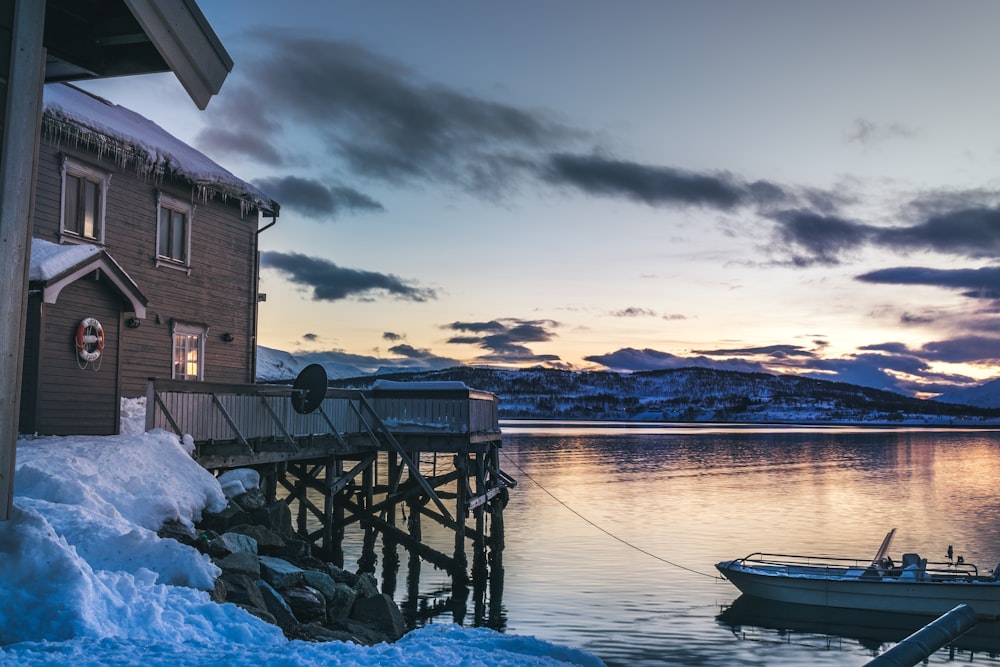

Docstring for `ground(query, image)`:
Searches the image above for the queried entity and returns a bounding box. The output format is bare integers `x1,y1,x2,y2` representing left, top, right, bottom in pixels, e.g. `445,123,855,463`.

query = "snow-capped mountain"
936,377,1000,409
330,365,999,424
255,346,365,383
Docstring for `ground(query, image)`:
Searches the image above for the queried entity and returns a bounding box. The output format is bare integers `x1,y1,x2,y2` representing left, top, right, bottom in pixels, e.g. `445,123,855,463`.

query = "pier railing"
145,378,501,458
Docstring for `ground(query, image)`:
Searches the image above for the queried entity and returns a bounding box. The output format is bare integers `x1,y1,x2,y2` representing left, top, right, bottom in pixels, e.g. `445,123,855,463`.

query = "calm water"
338,421,1000,666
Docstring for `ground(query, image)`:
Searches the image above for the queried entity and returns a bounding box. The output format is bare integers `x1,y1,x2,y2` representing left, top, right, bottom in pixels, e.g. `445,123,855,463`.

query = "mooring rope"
499,449,720,580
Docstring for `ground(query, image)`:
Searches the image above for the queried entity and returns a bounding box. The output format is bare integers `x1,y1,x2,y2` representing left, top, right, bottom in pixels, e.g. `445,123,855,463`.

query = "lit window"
156,193,193,268
60,158,109,243
171,322,206,380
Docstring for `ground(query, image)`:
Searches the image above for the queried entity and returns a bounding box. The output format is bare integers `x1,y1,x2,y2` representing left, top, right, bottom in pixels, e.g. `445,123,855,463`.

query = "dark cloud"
917,336,1000,364
260,251,436,302
302,333,318,342
856,266,1000,300
445,318,561,363
388,343,430,359
692,344,815,359
874,207,1000,258
770,210,872,265
382,332,403,341
663,313,687,321
198,36,580,196
543,154,754,209
254,175,383,219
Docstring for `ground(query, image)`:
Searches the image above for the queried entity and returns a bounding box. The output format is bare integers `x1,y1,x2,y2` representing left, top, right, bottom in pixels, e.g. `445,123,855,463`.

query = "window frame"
59,156,110,244
155,192,194,271
171,321,207,381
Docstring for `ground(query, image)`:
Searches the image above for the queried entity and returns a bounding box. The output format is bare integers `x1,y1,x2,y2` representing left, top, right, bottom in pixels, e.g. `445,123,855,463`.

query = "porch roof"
29,239,148,318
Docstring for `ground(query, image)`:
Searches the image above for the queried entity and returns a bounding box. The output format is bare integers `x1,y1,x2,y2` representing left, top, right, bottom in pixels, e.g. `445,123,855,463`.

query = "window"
60,158,109,243
172,322,206,381
156,193,193,268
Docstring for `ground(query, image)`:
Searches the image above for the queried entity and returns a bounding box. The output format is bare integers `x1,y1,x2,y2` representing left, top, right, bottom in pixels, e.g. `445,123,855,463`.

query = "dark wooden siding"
32,141,260,398
18,294,42,433
32,276,123,435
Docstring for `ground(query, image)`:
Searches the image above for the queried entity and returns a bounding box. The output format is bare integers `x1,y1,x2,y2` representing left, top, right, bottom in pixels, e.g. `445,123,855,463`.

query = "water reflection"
718,594,1000,659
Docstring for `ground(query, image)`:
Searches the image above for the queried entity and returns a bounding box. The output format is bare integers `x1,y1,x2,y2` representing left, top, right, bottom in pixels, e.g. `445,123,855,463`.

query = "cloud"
260,251,437,302
845,118,918,146
611,307,657,317
382,332,403,342
692,344,816,359
855,266,1000,300
917,336,1000,364
770,210,872,265
198,35,581,196
542,153,762,209
254,175,383,219
584,347,770,374
302,333,318,342
874,207,1000,258
445,318,562,363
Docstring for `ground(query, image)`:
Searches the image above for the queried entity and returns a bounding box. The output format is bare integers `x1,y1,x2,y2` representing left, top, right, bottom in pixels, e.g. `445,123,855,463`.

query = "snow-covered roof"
29,238,147,317
42,84,278,216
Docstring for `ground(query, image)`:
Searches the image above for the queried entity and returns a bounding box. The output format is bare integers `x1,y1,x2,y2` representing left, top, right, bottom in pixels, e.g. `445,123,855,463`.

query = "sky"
76,0,1000,397
0,406,602,665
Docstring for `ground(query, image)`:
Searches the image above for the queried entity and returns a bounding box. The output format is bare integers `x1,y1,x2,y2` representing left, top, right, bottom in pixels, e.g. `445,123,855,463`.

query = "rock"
157,520,197,547
249,500,293,540
216,551,260,579
324,563,356,586
281,585,326,624
232,487,266,512
324,581,356,625
257,580,298,627
236,603,277,626
259,555,305,589
220,573,266,612
287,622,354,643
336,618,392,646
209,578,226,603
352,572,379,599
229,524,285,551
200,504,249,534
213,531,258,557
263,537,310,561
349,593,406,641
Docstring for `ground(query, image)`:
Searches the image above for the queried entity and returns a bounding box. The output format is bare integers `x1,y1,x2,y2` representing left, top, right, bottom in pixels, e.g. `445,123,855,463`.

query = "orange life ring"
75,317,105,363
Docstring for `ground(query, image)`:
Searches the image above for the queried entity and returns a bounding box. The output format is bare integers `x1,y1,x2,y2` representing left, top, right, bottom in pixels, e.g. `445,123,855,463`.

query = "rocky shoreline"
159,470,405,644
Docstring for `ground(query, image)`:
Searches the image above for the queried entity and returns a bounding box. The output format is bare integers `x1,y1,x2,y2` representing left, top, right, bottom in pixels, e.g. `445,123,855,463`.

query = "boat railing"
734,552,982,579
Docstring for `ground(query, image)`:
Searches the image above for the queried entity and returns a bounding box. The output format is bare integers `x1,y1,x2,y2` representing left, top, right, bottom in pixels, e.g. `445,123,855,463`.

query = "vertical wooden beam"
0,0,45,521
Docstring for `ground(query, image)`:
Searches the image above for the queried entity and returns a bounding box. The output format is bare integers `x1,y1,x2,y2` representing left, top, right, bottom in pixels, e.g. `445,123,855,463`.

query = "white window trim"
171,321,207,381
59,156,110,244
155,192,194,272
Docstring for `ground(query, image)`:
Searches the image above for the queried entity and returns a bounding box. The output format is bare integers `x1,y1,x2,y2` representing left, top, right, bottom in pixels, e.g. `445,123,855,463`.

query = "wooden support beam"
340,497,461,573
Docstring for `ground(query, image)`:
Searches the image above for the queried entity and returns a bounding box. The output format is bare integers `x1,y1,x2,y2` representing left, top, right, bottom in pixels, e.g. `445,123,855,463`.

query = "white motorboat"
716,529,1000,619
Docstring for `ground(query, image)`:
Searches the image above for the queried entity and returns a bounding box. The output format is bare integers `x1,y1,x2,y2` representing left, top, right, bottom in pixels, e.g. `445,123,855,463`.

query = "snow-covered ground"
0,402,603,666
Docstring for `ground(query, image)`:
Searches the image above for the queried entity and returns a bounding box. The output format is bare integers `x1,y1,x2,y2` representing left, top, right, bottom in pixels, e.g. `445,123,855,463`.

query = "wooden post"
0,0,45,521
381,451,400,596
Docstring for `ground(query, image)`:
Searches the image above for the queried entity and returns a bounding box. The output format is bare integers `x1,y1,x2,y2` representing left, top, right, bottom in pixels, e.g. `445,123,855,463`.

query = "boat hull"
716,560,1000,619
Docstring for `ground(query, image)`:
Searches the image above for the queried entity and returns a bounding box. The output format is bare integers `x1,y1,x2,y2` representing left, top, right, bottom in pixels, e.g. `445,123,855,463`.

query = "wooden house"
19,83,278,436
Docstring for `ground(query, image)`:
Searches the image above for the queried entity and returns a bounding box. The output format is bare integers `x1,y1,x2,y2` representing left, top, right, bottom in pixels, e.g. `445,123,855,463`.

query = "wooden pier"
146,376,512,623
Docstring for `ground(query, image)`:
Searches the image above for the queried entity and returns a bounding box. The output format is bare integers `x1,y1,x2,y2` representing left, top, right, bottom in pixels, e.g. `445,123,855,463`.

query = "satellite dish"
291,363,328,414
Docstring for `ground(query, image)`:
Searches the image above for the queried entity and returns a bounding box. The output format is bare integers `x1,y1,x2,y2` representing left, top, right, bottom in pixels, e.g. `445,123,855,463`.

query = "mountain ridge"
331,365,1000,424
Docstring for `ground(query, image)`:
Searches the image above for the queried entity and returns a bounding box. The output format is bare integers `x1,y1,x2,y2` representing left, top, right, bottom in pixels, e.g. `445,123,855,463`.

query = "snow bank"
0,429,604,666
